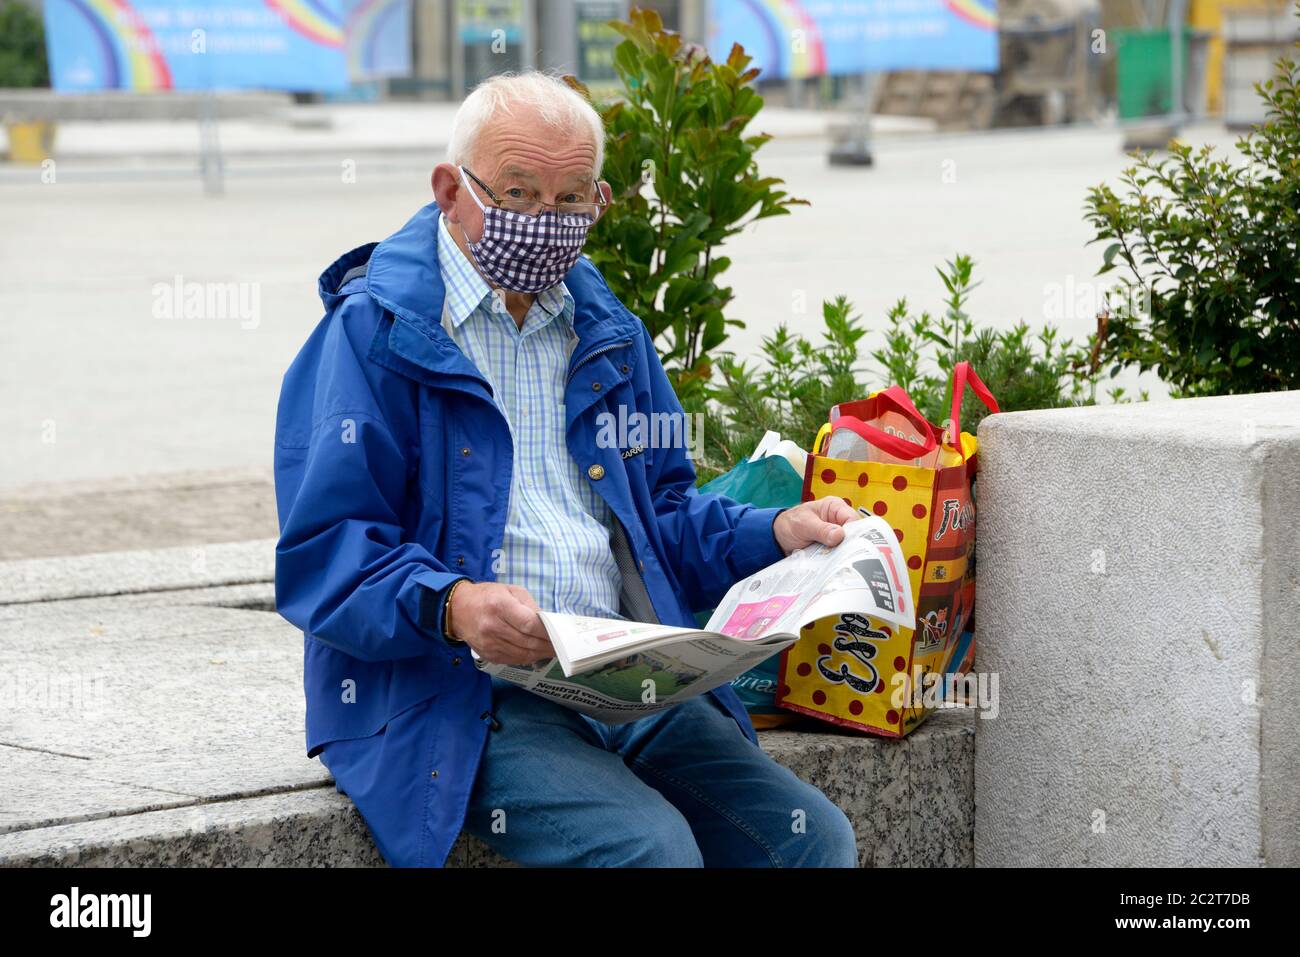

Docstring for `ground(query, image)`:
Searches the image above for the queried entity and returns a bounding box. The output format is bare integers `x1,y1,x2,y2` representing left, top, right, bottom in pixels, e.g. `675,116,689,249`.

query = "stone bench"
0,710,975,868
0,541,975,868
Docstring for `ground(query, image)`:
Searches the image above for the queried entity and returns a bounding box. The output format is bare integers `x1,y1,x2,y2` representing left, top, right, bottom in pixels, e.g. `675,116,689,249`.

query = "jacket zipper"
567,338,652,620
566,340,631,386
613,512,661,625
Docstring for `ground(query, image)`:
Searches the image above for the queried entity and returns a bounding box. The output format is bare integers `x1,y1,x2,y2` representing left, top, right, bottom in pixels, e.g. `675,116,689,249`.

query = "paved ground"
0,469,277,561
1,108,1240,504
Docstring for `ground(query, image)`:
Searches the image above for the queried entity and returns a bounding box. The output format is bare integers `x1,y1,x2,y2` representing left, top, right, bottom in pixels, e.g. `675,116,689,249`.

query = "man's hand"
772,497,861,555
446,582,555,665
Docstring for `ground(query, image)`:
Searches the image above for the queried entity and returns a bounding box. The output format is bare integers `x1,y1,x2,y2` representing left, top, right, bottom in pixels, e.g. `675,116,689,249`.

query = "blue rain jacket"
273,202,787,867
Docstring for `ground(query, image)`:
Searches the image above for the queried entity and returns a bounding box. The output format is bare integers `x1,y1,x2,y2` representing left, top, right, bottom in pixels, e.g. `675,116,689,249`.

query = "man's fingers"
818,496,860,525
498,594,548,639
505,584,540,610
489,593,553,660
493,633,554,664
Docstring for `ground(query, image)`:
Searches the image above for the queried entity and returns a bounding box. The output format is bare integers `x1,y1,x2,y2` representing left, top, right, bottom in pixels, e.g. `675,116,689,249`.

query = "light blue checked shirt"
436,215,624,619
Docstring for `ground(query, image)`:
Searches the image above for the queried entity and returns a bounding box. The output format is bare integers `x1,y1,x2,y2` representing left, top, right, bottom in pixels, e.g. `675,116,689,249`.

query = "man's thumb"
818,520,847,546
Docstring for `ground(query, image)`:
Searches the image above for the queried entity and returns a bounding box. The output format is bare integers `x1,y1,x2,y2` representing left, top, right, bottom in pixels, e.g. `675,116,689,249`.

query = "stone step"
0,709,974,868
0,542,975,868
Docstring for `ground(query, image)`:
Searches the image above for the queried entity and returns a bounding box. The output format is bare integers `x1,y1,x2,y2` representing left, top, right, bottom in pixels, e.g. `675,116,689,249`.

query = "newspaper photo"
472,511,915,723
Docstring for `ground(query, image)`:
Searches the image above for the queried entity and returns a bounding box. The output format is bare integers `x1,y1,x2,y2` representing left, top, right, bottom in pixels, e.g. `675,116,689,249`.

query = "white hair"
446,71,605,176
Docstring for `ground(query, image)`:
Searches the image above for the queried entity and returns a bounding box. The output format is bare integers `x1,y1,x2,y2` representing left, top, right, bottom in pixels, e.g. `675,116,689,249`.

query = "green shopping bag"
701,453,804,509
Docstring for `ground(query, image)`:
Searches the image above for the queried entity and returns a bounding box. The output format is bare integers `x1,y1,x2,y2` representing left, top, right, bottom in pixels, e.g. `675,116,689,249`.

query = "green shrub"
1083,13,1300,397
0,0,50,89
567,7,805,401
697,257,1098,484
572,9,1106,485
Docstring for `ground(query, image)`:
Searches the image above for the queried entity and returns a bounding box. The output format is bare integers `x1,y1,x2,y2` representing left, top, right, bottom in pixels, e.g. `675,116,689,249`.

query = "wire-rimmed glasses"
460,165,607,223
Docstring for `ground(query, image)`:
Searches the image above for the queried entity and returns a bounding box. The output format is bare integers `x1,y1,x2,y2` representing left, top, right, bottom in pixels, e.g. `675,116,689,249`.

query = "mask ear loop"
454,166,499,287
458,166,489,213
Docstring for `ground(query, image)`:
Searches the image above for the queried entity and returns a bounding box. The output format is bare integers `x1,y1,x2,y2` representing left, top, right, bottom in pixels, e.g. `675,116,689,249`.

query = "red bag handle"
829,386,938,451
827,414,936,461
832,386,931,433
947,362,1000,451
876,385,936,432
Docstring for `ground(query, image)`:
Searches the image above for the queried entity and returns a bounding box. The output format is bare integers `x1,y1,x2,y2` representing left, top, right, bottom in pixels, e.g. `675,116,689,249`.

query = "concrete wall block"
974,391,1300,866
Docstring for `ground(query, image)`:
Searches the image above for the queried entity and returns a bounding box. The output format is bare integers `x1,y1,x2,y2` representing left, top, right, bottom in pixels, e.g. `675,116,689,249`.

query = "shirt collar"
436,214,575,329
436,214,493,328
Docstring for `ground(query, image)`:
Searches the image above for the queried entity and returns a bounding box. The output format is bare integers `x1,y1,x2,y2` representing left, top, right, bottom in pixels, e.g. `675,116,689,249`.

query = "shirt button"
588,464,605,480
430,770,439,779
456,555,465,566
461,446,471,456
592,381,602,391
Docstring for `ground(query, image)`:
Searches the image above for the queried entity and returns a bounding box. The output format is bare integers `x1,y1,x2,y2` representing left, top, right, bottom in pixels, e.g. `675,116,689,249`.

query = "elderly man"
274,72,859,868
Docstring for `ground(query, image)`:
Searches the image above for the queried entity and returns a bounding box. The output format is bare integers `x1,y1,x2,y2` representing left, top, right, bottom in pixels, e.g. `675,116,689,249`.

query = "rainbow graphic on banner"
944,0,997,30
737,0,827,78
710,0,999,77
343,0,407,75
58,0,173,89
44,0,351,91
265,0,345,48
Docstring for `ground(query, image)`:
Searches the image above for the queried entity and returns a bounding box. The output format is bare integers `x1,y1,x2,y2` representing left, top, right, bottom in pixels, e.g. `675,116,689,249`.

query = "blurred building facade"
404,0,677,98
16,0,1298,125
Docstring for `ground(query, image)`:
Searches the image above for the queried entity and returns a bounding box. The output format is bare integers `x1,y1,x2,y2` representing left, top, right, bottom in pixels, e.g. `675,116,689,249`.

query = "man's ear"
595,180,613,222
432,163,461,222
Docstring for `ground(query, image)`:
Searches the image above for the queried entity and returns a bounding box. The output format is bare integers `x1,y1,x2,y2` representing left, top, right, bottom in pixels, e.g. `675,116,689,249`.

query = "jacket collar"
323,202,641,380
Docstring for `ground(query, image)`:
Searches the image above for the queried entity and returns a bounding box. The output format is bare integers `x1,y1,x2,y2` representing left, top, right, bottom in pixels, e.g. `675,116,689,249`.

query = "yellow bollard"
5,120,56,164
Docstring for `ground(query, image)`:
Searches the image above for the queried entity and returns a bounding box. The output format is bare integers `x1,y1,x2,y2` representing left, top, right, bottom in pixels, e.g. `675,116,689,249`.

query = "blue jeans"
458,676,858,867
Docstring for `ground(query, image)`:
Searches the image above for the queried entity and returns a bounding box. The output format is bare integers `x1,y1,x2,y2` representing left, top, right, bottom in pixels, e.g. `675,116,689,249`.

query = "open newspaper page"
474,512,914,723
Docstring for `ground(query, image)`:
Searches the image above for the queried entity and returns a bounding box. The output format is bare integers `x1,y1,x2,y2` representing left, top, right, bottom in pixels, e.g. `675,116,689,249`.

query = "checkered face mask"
459,167,595,293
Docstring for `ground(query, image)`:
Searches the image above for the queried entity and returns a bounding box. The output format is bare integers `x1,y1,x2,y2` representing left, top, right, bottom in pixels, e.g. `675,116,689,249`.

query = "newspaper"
472,512,915,723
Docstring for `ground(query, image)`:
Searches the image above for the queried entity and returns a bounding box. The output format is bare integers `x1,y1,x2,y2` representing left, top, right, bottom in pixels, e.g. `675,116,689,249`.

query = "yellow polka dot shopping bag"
776,363,999,737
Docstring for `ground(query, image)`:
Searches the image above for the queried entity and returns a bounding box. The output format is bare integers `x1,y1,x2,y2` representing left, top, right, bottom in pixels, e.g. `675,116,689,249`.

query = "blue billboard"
708,0,1000,79
43,0,351,92
341,0,411,80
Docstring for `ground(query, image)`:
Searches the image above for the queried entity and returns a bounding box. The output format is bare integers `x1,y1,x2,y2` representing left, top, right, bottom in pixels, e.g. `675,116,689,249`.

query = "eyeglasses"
460,165,608,222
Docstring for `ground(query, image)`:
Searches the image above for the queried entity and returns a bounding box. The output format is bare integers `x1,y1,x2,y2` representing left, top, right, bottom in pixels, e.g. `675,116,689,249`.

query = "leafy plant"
696,297,868,483
873,255,1099,429
695,257,1098,484
566,7,805,400
0,0,49,89
1083,11,1300,397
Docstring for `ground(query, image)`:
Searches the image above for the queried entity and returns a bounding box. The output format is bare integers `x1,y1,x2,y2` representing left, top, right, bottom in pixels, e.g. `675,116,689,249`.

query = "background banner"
707,0,999,79
341,0,411,80
43,0,351,92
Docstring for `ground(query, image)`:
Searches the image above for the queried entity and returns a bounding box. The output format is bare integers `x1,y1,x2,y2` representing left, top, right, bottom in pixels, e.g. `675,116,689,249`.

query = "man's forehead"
475,117,598,179
499,162,593,184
